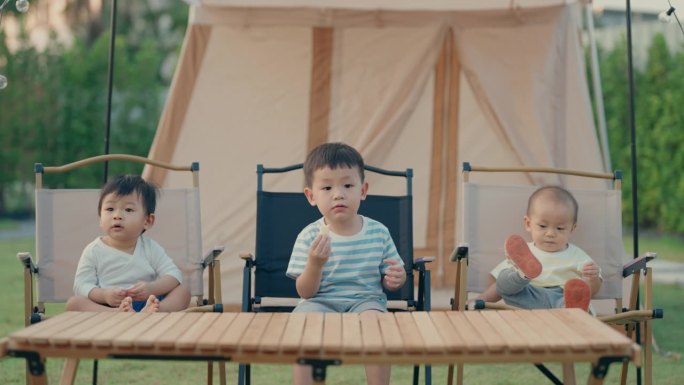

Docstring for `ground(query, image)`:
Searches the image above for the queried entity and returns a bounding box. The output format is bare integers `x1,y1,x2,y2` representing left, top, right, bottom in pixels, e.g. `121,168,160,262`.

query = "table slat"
377,313,403,354
496,311,548,353
240,313,273,352
412,312,445,353
218,313,255,353
91,313,148,348
531,310,588,352
153,313,203,350
428,312,464,353
394,312,424,353
280,313,306,353
134,312,186,349
41,313,102,346
445,312,487,353
70,313,133,348
548,309,626,351
477,311,527,353
197,313,237,352
113,313,168,349
341,313,362,353
462,312,506,353
176,313,221,350
322,313,342,354
10,312,88,344
260,313,290,353
301,313,324,353
359,312,383,354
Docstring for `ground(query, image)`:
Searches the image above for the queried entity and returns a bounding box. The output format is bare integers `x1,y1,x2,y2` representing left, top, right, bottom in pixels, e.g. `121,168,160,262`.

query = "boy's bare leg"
158,284,191,312
365,365,390,385
65,295,127,312
292,364,313,385
140,295,160,313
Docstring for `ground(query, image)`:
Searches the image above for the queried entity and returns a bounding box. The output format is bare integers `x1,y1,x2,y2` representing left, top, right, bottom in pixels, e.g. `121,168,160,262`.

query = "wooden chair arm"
622,252,656,277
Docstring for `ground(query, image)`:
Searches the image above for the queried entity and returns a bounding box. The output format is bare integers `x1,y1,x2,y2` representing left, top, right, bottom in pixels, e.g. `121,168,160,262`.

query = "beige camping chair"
16,154,226,385
448,163,662,385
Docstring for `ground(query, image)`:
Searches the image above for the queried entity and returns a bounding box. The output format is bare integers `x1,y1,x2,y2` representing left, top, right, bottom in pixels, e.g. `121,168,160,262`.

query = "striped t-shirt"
286,216,404,303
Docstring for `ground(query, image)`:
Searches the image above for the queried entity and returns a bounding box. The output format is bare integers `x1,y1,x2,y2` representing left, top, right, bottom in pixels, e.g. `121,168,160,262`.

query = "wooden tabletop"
3,309,638,368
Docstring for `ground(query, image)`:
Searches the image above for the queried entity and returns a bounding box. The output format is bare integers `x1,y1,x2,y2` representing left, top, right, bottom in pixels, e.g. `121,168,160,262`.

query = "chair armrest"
449,244,469,261
16,252,38,273
622,252,656,277
412,256,434,271
202,246,225,267
239,252,254,262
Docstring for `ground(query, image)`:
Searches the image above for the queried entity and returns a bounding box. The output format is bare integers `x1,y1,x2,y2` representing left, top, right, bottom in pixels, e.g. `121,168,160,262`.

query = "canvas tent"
144,0,608,304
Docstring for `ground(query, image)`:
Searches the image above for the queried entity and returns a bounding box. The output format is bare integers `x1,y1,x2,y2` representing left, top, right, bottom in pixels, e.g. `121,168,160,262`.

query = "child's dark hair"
98,175,159,215
527,185,579,224
303,142,365,187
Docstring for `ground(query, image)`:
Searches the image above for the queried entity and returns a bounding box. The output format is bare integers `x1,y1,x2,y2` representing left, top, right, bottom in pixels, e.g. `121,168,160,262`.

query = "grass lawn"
0,235,682,384
623,232,684,263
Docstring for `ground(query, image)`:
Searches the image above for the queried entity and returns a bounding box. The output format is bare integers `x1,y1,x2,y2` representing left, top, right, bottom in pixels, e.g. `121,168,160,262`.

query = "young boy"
286,142,406,385
66,175,190,313
475,185,602,312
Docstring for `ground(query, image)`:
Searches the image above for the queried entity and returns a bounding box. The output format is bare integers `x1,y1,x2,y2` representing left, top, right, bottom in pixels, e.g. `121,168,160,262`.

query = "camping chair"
16,154,226,385
448,163,663,385
238,163,433,385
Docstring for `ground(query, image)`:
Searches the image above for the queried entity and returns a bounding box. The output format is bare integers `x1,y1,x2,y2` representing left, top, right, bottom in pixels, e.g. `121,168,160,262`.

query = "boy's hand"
308,233,331,267
581,261,600,279
104,287,128,307
382,259,406,291
126,282,153,301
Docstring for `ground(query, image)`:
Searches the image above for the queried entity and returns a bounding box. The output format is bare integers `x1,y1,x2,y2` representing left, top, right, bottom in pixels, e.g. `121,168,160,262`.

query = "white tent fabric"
145,0,606,305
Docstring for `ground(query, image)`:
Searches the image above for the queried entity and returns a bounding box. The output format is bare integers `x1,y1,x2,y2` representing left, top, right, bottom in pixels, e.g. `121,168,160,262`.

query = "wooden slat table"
1,309,639,385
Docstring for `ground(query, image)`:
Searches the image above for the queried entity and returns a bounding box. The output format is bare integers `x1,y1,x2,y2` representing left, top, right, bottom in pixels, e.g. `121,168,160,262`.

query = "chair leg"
412,365,419,385
426,365,431,385
92,359,98,385
238,364,251,385
644,319,652,385
60,358,80,385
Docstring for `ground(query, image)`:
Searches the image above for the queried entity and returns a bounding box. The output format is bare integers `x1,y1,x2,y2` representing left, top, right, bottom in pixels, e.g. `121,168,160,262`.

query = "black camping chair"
238,163,433,385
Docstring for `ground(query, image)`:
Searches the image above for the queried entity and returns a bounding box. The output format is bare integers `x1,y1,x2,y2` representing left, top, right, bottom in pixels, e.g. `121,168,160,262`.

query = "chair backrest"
254,164,414,303
461,166,627,301
34,155,204,303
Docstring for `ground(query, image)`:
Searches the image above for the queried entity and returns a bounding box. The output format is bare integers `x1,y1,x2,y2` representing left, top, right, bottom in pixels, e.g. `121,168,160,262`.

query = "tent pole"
625,1,642,384
586,4,610,171
103,0,118,183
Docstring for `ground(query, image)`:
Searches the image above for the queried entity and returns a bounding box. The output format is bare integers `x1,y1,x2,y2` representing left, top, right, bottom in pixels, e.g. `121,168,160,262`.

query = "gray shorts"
292,297,387,313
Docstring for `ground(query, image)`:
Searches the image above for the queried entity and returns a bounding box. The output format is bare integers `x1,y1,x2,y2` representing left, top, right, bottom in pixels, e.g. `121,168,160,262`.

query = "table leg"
59,358,79,385
207,361,214,385
219,362,227,385
562,363,576,385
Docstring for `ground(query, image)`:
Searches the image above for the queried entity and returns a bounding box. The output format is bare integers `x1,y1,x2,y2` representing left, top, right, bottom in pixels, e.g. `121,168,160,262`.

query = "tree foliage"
0,1,187,215
597,33,684,233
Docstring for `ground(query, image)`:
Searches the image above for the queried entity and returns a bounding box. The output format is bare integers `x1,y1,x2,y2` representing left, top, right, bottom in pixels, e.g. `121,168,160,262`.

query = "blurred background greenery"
1,1,684,240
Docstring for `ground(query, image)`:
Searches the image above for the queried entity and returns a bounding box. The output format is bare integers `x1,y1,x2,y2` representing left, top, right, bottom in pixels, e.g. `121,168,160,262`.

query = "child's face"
523,197,576,253
304,166,368,226
99,192,154,246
